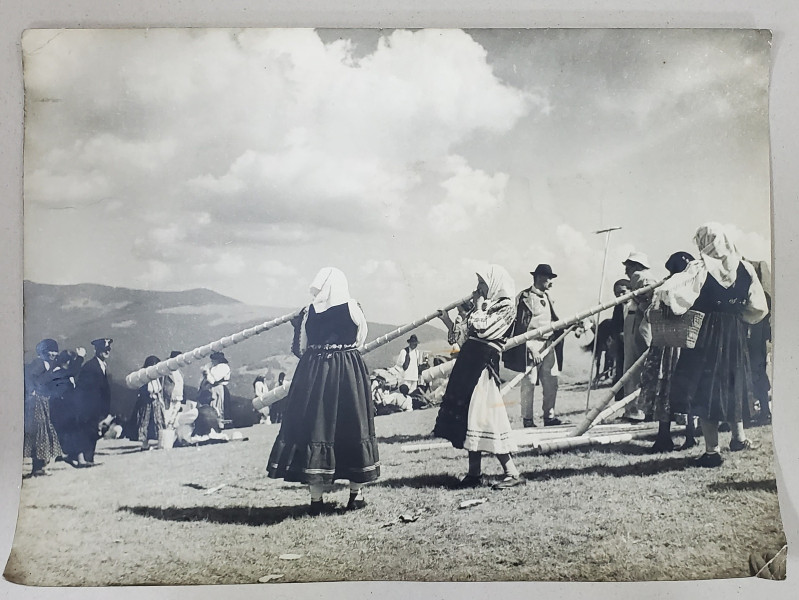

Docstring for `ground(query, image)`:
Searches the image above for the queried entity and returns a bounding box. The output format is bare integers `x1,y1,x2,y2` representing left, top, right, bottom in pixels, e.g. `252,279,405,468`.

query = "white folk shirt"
167,369,184,402
395,347,421,386
206,363,231,387
518,287,560,376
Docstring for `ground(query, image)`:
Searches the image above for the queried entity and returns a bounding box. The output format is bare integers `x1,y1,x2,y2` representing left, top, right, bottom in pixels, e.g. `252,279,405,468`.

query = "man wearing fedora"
621,251,658,420
504,264,565,427
74,337,113,466
395,334,422,393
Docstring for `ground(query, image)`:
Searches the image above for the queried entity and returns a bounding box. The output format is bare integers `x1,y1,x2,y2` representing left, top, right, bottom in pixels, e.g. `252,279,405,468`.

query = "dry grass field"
4,383,785,586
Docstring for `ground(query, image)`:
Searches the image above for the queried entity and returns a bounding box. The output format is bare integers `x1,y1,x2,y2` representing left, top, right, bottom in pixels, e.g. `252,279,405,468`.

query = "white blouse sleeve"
348,300,369,347
741,261,769,325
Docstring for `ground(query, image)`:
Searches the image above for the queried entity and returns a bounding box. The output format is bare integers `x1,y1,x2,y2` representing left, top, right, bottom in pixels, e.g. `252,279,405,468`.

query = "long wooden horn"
125,309,302,389
420,278,666,385
252,294,473,411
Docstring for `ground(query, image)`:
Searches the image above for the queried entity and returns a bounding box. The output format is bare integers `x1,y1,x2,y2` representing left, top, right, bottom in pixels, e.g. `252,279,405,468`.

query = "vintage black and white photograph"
5,27,786,585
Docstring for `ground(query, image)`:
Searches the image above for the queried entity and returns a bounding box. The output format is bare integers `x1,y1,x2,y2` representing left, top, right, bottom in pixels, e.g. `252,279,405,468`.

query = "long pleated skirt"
433,339,516,454
23,391,62,462
670,312,754,423
267,347,380,485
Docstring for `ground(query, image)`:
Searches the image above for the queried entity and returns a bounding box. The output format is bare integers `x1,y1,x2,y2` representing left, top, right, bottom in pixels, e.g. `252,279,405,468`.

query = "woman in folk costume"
267,267,379,514
132,355,167,451
640,251,697,453
655,223,769,468
48,349,87,464
433,265,522,489
23,339,73,476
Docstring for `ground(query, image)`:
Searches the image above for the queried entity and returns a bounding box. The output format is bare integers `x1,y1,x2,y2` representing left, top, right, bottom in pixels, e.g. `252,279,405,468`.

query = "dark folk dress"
670,263,755,423
432,338,502,449
267,303,379,485
131,381,166,442
23,358,63,464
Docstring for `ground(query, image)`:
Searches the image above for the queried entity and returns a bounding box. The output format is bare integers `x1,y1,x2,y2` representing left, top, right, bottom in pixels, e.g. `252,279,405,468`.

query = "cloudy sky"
22,28,772,324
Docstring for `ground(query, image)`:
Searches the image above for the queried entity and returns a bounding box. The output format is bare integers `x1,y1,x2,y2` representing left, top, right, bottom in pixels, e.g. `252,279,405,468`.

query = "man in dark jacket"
504,264,564,427
74,337,113,465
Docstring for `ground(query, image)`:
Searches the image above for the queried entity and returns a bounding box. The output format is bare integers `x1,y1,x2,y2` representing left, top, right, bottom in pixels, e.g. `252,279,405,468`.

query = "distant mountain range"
22,281,449,424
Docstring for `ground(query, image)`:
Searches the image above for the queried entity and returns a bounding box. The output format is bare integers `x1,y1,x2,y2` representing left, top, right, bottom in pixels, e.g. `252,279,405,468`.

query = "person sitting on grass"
378,384,414,414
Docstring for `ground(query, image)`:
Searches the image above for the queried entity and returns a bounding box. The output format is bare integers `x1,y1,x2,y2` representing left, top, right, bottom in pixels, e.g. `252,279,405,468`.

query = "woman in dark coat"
48,349,87,464
23,339,65,476
655,223,769,468
267,267,379,514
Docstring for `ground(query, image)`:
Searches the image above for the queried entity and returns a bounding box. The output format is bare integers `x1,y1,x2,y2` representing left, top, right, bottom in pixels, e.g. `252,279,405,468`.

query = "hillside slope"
22,281,449,420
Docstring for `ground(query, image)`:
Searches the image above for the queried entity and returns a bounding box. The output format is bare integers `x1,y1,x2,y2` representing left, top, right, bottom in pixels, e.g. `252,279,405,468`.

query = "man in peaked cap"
395,334,422,393
504,264,565,427
73,338,113,466
621,252,658,420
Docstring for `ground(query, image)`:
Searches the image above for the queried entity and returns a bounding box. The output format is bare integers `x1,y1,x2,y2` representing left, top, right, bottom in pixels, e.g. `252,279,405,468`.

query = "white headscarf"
310,267,350,313
475,264,516,301
302,267,368,347
655,223,766,320
694,222,742,288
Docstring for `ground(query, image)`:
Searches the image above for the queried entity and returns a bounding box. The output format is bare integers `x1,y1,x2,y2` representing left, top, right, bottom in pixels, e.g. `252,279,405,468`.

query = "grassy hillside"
5,384,784,585
22,281,453,421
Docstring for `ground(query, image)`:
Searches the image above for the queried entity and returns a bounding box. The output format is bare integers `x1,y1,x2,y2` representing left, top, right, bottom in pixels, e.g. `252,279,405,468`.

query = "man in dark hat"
395,334,422,392
73,338,113,465
504,264,564,427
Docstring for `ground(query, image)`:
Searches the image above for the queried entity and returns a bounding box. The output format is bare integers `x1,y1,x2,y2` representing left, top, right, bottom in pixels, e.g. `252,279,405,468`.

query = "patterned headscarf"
694,223,741,288
656,223,743,315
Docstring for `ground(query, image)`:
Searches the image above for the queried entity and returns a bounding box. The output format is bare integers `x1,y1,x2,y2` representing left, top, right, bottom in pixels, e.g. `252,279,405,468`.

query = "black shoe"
309,500,335,516
346,495,367,511
649,438,675,454
522,419,536,428
729,439,760,452
695,453,723,468
678,437,697,451
492,476,523,490
456,474,484,489
543,417,563,427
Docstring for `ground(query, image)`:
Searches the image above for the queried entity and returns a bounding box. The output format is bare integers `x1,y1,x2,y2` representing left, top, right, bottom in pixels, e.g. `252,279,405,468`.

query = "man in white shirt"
163,350,185,425
505,264,564,427
395,334,422,392
622,251,657,420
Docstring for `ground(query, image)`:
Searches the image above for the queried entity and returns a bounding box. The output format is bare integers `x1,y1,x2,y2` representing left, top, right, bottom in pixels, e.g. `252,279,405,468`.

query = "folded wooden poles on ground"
252,294,473,411
124,309,303,389
420,278,666,385
401,345,652,455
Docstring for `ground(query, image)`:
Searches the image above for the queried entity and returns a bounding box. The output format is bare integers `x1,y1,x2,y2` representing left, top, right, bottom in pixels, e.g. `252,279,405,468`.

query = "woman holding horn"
433,265,522,489
267,267,379,513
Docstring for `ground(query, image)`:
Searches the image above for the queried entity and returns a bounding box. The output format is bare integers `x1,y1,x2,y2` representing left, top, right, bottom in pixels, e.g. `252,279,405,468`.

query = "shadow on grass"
377,433,435,445
119,503,319,526
706,479,778,493
373,473,462,489
521,455,692,481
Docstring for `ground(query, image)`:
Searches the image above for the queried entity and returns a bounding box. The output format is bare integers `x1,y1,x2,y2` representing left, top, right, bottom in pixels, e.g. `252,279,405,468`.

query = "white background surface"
1,2,797,599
